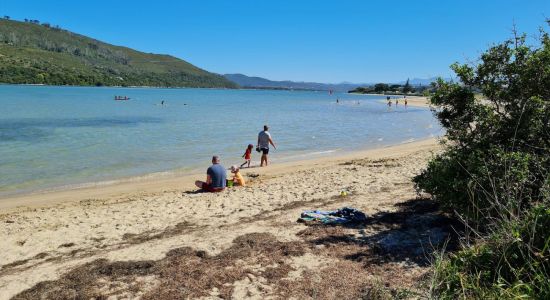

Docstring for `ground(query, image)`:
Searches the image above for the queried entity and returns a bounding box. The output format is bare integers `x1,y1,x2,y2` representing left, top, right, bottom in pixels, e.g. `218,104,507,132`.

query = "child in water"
240,144,253,168
230,165,246,186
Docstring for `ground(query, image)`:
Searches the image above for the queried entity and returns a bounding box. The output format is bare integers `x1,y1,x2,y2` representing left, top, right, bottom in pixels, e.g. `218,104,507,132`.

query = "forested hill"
0,19,237,88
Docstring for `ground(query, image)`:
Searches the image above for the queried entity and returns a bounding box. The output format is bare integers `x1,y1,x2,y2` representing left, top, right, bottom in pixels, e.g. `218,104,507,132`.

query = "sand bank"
0,138,453,299
401,96,431,107
349,93,431,108
377,96,431,108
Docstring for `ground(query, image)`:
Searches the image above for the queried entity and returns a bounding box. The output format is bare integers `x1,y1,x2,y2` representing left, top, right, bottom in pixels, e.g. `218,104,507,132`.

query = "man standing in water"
257,125,276,167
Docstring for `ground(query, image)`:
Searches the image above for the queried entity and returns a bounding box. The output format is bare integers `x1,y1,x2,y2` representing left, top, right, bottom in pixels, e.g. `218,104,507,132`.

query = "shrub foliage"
415,23,550,298
415,26,550,224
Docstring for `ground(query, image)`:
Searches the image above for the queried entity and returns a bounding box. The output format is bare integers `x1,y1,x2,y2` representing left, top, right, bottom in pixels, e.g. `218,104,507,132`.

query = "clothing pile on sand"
298,207,368,225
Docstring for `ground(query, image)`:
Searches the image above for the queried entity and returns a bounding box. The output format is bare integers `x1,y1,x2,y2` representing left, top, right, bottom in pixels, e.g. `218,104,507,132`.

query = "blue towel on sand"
298,207,367,224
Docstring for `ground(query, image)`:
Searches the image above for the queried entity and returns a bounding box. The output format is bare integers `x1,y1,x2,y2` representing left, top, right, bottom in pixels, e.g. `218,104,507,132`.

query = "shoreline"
0,83,343,93
350,93,431,108
377,96,432,108
0,138,437,212
0,137,427,201
0,83,237,90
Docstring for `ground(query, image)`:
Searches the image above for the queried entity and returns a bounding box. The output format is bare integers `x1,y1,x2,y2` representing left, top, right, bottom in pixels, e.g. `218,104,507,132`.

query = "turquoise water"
0,85,441,196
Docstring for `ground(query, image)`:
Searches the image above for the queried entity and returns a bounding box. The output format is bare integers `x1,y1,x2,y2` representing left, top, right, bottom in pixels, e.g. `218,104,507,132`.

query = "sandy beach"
400,96,431,107
0,138,455,299
380,96,431,108
349,93,431,108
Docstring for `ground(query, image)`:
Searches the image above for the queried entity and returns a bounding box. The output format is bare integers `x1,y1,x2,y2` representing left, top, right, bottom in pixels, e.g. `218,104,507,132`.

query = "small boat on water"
114,96,130,101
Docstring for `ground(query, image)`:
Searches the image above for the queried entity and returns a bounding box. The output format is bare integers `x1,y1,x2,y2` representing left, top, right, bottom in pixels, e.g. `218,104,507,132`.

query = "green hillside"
0,19,237,88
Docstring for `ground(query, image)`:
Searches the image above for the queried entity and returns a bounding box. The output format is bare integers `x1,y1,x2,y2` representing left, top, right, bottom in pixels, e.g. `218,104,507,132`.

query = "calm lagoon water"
0,85,442,196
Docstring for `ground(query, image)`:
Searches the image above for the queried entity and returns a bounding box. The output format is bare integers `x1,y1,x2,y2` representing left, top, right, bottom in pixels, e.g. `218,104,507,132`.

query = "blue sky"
1,0,548,83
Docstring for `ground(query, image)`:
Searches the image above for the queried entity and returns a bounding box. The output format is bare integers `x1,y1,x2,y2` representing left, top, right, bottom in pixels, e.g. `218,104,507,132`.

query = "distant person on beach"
257,125,276,167
396,99,399,105
405,99,408,107
336,98,339,104
230,165,246,186
240,144,253,168
195,155,226,192
388,99,392,107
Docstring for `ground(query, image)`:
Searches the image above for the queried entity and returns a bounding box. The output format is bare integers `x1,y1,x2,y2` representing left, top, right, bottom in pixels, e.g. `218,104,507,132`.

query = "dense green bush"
415,23,549,299
414,25,550,226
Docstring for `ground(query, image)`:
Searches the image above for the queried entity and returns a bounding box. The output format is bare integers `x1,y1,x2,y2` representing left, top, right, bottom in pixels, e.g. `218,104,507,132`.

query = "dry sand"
401,96,431,107
0,138,456,299
350,93,432,108
379,96,431,108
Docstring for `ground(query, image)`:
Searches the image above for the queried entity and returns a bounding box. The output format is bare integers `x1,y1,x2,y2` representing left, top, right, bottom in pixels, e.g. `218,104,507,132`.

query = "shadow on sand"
300,198,463,267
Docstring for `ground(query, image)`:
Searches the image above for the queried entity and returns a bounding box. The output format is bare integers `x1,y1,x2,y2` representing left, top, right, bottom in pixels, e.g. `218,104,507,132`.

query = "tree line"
348,78,433,95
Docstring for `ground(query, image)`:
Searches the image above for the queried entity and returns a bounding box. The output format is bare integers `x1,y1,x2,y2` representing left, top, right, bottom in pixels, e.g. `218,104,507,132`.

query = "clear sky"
1,0,548,83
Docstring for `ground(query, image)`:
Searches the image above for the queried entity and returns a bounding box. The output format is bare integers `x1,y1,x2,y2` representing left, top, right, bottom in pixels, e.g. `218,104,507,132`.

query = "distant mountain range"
223,74,366,92
0,19,236,88
224,74,443,92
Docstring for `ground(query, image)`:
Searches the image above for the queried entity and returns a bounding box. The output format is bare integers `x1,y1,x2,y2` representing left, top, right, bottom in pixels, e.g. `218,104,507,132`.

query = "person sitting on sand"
230,165,246,186
195,155,226,192
240,144,253,168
